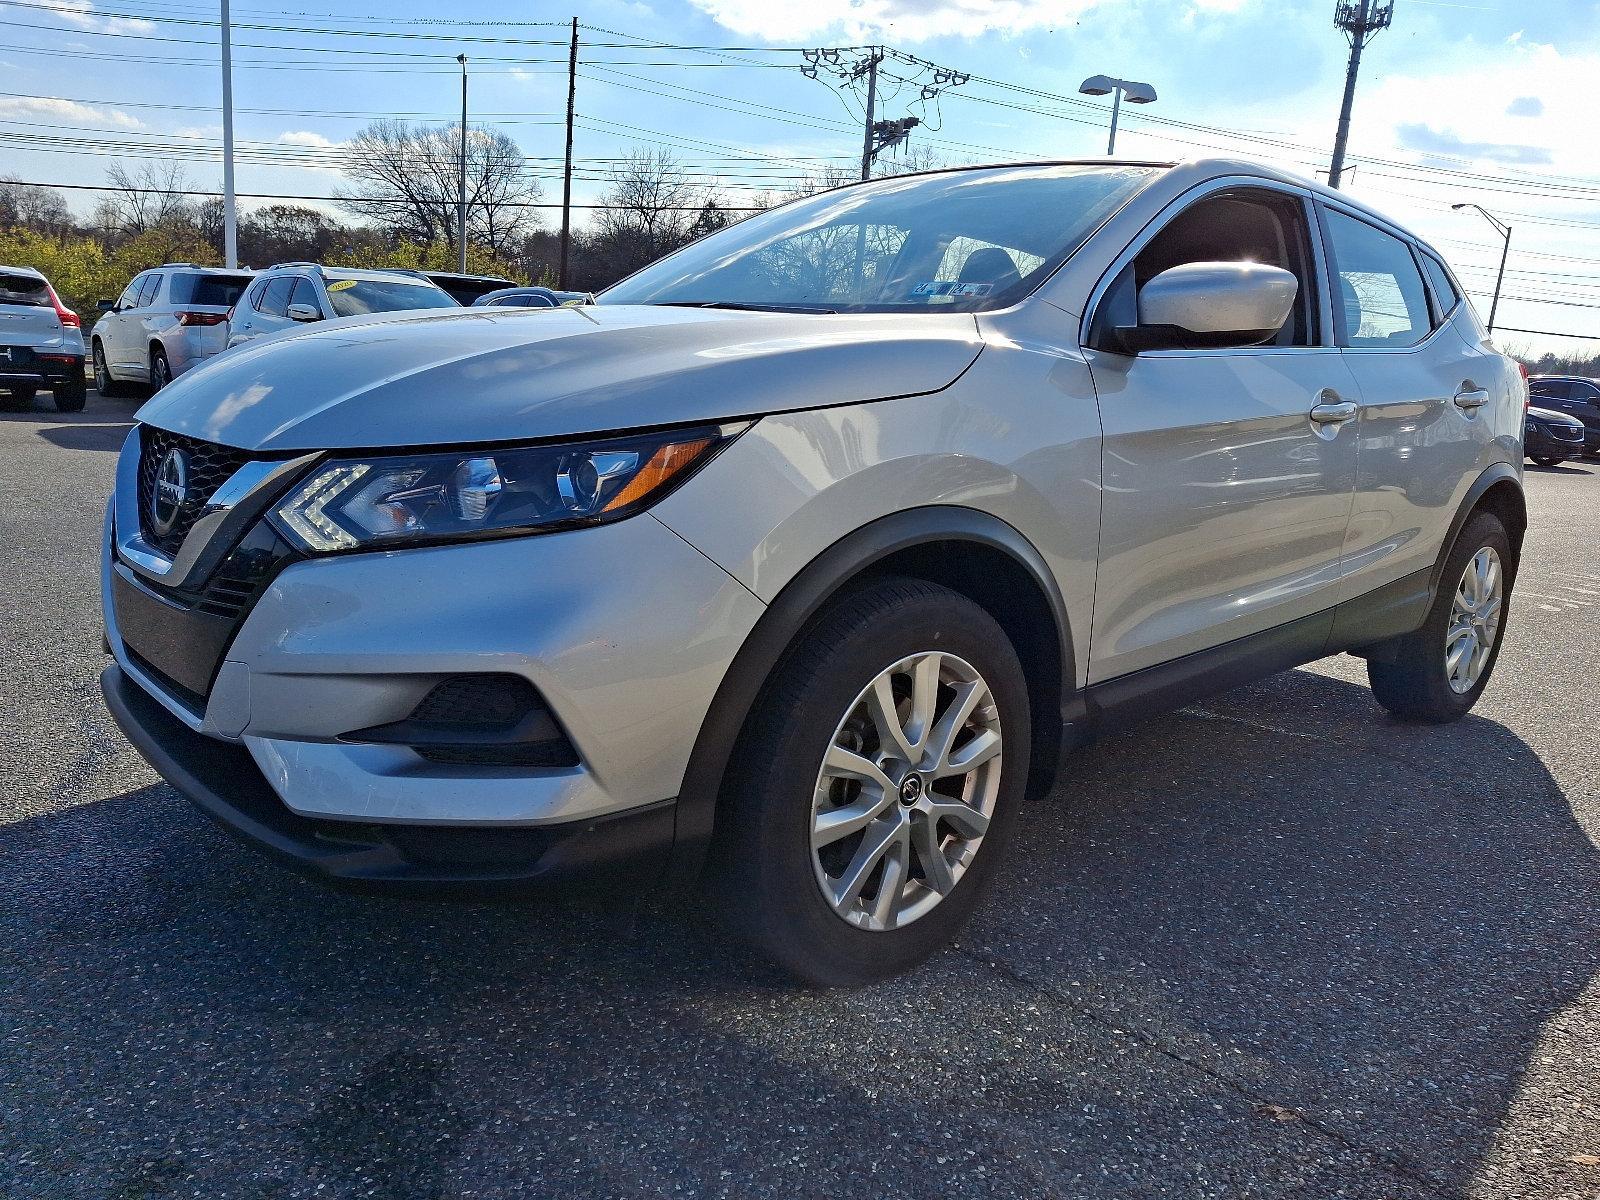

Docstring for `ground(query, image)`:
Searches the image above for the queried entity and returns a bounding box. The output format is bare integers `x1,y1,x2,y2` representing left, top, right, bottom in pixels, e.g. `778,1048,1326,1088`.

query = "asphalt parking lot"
2,389,1597,1200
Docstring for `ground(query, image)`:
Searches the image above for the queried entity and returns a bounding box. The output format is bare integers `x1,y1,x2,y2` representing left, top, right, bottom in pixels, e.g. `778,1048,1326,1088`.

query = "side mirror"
286,302,322,323
1116,262,1298,353
96,299,116,312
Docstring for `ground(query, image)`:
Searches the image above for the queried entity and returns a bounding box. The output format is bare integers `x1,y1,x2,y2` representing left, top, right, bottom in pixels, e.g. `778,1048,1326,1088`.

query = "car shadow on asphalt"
1525,460,1595,475
2,667,1594,1197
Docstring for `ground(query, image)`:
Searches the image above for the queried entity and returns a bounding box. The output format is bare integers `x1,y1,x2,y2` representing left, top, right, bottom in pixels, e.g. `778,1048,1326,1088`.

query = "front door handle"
1310,398,1359,425
1454,387,1491,411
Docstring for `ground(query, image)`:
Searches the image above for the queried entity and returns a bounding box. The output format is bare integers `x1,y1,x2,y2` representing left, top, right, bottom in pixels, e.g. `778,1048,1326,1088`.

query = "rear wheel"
1368,510,1513,723
54,373,86,412
0,385,36,411
712,578,1031,986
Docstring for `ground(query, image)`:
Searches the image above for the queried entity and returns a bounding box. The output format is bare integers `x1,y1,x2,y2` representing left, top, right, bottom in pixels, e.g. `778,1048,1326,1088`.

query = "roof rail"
265,261,323,270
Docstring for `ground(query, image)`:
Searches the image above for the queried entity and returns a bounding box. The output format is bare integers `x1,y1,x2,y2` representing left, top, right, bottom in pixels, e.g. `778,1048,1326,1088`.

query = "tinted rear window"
325,278,458,318
0,273,49,305
170,272,253,307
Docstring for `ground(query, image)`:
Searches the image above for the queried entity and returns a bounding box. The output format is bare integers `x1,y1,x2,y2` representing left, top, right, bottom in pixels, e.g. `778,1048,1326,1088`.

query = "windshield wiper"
656,300,839,315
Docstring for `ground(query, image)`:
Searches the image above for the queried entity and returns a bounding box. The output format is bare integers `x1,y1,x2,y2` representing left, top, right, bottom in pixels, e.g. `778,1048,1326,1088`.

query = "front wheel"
1368,510,1513,723
712,578,1031,986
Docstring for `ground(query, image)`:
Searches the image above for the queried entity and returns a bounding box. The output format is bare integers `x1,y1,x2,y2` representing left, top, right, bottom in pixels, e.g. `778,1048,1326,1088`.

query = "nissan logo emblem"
151,448,189,536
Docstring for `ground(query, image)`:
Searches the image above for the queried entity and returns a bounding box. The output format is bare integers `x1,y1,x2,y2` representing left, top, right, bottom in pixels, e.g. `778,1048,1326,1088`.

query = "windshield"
599,164,1156,314
325,277,459,318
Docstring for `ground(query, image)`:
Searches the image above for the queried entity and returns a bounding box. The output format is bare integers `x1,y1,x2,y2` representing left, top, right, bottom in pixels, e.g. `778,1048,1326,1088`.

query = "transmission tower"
802,46,968,180
1328,0,1396,190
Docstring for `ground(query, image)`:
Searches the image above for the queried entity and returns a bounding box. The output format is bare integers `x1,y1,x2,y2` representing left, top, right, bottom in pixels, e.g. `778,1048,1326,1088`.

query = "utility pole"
559,17,577,290
220,0,236,267
857,49,881,181
1328,0,1395,190
456,54,469,273
802,46,963,182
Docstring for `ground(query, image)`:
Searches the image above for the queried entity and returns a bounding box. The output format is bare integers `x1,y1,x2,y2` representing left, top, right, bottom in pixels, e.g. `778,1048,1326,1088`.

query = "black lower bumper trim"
101,663,676,896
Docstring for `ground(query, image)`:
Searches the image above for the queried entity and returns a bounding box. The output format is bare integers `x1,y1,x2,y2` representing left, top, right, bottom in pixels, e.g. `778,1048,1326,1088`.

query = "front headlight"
269,423,743,553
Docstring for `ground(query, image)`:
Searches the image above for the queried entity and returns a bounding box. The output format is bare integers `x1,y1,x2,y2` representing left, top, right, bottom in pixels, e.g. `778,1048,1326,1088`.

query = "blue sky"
4,0,1600,353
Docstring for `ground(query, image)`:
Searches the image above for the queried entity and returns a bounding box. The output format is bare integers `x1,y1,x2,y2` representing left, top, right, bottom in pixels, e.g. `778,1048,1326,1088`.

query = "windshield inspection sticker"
951,282,992,297
911,280,956,297
326,279,358,292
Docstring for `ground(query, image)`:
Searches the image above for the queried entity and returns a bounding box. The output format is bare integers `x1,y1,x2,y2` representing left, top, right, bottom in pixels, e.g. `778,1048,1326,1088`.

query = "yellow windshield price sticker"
327,279,357,292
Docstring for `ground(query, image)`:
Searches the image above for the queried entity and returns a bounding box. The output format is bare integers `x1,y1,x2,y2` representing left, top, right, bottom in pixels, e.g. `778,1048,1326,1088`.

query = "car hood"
1528,405,1581,426
137,304,984,452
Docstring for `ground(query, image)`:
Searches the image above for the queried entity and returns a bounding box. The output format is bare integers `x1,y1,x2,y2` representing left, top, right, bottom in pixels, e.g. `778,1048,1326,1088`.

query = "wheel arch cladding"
667,505,1072,886
1435,465,1527,595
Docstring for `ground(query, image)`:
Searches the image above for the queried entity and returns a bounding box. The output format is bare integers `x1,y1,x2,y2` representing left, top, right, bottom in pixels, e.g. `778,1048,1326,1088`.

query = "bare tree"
0,178,72,235
583,149,717,284
338,119,542,258
102,161,195,237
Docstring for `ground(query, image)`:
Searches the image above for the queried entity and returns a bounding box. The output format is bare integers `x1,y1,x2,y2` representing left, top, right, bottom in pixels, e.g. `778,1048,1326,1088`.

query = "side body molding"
667,505,1076,884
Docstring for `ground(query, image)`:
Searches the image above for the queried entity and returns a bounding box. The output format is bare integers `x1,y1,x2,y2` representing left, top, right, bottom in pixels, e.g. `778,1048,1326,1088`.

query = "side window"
288,277,322,315
1529,381,1571,403
136,273,164,308
260,277,294,317
1419,252,1461,321
1323,209,1432,348
245,279,269,311
1573,382,1600,408
117,274,147,310
1120,187,1321,347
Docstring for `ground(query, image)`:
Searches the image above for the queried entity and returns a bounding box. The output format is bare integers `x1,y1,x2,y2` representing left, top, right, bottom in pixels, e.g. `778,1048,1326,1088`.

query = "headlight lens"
269,423,741,553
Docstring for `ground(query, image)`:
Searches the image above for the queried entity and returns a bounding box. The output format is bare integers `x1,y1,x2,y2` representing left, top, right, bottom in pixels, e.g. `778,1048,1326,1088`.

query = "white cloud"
48,0,153,34
0,95,143,129
278,130,338,149
685,0,1100,42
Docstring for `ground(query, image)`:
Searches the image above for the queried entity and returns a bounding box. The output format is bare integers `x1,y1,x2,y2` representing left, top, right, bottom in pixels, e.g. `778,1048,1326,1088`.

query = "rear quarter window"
0,273,49,305
170,273,253,307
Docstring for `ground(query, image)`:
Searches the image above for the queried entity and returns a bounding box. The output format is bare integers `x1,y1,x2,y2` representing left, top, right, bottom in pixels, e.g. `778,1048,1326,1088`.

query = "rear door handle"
1454,387,1491,411
1310,397,1359,425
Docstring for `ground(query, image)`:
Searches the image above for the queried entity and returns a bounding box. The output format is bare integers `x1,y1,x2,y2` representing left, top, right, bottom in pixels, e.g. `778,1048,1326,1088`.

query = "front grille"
137,426,253,556
1553,424,1584,442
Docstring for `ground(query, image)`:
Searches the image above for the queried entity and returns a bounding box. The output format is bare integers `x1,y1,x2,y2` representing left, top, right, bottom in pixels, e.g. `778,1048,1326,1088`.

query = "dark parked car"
404,271,517,306
1525,405,1586,466
471,286,593,309
1527,375,1600,456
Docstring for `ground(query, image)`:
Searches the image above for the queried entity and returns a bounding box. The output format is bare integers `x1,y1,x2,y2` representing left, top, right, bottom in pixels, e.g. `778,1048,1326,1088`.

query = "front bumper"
1526,425,1584,461
102,662,676,893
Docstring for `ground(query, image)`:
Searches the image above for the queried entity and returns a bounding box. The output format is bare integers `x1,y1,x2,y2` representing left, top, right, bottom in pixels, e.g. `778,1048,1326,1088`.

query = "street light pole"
220,0,236,268
1453,203,1512,334
456,53,468,274
1078,75,1158,156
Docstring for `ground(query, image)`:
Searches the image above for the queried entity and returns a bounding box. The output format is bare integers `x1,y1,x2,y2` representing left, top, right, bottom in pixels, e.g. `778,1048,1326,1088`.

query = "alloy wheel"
93,345,109,393
1446,545,1503,694
809,651,1003,932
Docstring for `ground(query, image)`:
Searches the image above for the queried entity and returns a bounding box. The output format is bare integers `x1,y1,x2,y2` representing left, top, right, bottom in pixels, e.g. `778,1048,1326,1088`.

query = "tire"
1368,510,1513,723
712,578,1032,986
54,373,87,412
1531,456,1559,467
92,341,132,398
0,386,35,412
149,346,173,393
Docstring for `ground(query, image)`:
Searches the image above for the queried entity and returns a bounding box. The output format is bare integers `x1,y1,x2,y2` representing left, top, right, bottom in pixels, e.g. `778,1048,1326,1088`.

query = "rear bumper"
0,353,82,387
101,662,677,895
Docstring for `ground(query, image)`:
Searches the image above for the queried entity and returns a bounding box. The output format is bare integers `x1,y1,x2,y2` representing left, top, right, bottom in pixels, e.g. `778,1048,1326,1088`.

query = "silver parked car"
92,264,255,395
225,264,458,349
0,264,86,411
100,159,1525,985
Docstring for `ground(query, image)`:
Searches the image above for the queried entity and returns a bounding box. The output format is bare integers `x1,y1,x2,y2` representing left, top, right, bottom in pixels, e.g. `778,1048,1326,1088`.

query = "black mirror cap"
1112,323,1280,354
96,299,116,312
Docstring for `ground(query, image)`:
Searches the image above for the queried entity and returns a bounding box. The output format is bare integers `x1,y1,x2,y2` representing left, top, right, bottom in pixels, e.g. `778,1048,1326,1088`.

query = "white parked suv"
100,159,1525,985
225,264,458,348
0,265,86,411
92,264,255,396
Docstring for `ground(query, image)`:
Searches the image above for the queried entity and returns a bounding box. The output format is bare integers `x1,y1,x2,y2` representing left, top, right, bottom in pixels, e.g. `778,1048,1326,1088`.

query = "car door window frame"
1315,200,1441,353
1417,249,1464,325
117,274,149,312
135,273,164,308
1081,176,1334,357
287,276,324,317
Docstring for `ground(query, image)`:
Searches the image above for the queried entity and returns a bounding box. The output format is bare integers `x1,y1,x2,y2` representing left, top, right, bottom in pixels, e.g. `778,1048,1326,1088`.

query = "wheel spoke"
910,813,956,896
867,828,910,928
925,798,990,840
813,793,893,849
822,744,895,796
926,679,986,774
906,653,942,753
831,816,902,912
1446,634,1474,682
938,728,1001,779
864,674,916,764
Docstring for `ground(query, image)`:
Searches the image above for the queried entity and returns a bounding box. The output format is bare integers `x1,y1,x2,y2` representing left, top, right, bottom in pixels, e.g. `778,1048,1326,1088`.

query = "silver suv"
0,265,86,411
92,264,255,395
225,264,457,348
100,159,1525,985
